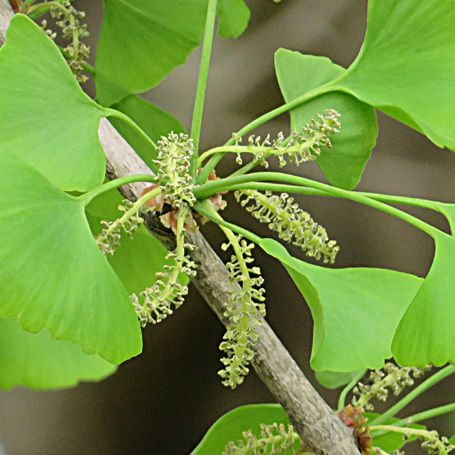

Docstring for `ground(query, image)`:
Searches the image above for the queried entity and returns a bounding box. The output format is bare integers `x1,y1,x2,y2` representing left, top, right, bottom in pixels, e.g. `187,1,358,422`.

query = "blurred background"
1,0,454,453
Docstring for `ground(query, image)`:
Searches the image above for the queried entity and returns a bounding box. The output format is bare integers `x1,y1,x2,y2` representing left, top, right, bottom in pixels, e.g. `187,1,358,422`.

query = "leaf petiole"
190,0,218,178
194,172,441,238
194,200,262,245
104,108,158,150
80,174,157,206
337,370,366,411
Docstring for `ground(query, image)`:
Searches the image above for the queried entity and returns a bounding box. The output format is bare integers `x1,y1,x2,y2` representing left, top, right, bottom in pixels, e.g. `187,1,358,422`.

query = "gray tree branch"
0,4,359,454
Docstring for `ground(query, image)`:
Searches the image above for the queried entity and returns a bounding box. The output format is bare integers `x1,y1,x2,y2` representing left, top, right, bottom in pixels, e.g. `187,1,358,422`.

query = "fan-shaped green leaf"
333,0,455,149
0,14,109,191
275,49,377,190
259,238,421,372
0,318,116,390
434,202,455,236
96,0,208,106
190,404,295,455
109,95,186,172
0,152,142,364
217,0,250,38
96,0,252,106
392,233,455,367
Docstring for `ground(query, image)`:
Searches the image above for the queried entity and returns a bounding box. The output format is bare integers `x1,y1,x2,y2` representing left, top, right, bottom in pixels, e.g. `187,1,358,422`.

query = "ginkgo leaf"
96,0,252,106
275,49,377,190
0,319,116,390
109,95,186,172
0,14,110,191
333,0,455,149
190,404,295,455
0,152,142,364
96,0,208,106
217,0,250,38
259,238,421,372
392,233,455,367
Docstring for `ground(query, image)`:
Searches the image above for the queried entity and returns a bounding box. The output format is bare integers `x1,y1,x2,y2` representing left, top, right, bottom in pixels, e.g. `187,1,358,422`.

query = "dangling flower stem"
369,365,455,426
132,205,197,326
337,370,366,411
196,80,342,184
197,109,340,168
371,402,455,439
94,187,160,246
194,200,261,245
368,425,453,454
27,0,75,17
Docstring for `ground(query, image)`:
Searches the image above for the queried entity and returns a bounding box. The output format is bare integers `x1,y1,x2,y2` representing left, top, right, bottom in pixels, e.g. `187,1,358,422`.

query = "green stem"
196,82,337,184
337,370,366,411
194,172,441,238
27,0,75,19
369,365,455,426
104,108,158,150
369,425,449,454
194,200,262,244
80,174,157,206
371,402,455,439
190,0,218,177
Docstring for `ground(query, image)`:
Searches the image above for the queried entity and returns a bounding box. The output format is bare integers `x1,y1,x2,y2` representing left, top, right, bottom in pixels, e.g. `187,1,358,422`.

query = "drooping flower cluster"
131,244,197,326
352,363,431,411
420,432,454,455
96,200,144,256
222,423,300,455
219,236,266,389
41,1,90,83
131,206,197,327
236,190,339,263
231,109,341,167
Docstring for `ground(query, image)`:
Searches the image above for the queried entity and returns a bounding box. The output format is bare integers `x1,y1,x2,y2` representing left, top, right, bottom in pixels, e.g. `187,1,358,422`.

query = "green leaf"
333,0,455,149
0,15,109,192
315,370,365,390
217,0,250,38
86,190,189,296
0,152,142,364
259,238,422,372
434,202,455,236
0,318,116,390
190,404,295,455
96,0,208,106
275,49,377,190
109,95,186,172
366,413,425,452
392,232,455,367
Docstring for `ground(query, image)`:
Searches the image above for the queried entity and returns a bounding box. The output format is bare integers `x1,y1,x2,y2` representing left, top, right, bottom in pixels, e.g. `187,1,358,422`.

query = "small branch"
0,3,359,454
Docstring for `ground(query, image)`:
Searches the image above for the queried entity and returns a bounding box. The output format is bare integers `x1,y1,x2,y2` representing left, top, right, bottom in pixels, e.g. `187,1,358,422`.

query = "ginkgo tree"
1,0,455,454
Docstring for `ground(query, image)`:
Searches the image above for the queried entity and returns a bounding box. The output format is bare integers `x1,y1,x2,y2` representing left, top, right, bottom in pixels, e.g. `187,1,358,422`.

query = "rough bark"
0,4,360,454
